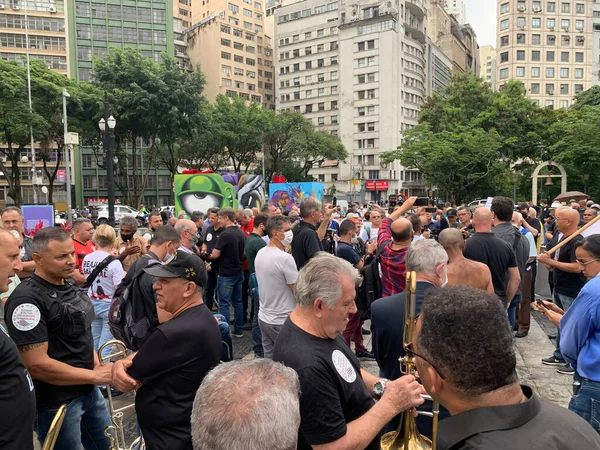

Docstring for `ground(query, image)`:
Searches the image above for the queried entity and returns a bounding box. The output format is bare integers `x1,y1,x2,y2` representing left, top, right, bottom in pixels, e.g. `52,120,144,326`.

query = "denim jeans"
37,387,111,450
204,270,219,311
507,294,522,331
553,291,577,361
250,273,264,357
91,300,112,359
218,272,244,334
569,373,600,433
214,313,233,361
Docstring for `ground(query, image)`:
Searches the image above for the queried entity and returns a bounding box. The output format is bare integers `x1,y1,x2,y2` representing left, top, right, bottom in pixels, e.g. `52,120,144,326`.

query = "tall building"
495,0,593,108
428,0,479,74
427,38,453,96
479,44,497,85
186,0,275,109
442,0,465,24
68,0,176,208
174,0,192,70
275,0,429,201
0,0,70,206
593,0,600,85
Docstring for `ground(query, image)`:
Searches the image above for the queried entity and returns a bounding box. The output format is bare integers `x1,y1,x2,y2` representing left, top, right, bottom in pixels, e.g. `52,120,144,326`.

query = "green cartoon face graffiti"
175,174,238,215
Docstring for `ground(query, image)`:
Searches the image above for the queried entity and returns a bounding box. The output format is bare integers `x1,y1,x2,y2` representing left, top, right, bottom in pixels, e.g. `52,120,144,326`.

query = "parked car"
96,205,143,226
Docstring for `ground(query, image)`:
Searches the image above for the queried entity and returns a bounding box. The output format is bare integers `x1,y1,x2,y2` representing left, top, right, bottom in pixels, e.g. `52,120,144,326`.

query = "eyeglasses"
577,258,599,266
405,342,446,380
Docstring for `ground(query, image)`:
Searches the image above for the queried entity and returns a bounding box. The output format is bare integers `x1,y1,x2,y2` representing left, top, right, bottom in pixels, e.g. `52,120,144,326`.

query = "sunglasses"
405,341,446,380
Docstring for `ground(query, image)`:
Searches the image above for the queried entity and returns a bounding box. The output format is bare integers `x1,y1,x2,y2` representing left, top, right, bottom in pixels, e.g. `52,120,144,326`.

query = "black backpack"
355,240,389,321
108,257,161,351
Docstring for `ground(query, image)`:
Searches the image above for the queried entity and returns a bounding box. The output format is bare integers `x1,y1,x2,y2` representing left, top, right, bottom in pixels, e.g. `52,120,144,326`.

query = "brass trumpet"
98,339,144,450
380,272,440,450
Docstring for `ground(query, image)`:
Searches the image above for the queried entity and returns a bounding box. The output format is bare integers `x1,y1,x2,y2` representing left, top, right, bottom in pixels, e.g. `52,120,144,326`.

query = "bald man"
174,219,200,254
439,228,494,293
537,207,587,370
463,208,520,305
377,197,417,297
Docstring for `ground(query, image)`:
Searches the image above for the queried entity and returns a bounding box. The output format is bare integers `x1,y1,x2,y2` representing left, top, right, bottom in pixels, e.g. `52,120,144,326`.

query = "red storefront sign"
365,181,389,191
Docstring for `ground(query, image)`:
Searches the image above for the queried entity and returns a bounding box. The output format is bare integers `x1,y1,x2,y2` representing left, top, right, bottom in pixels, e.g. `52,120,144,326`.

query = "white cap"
550,201,562,209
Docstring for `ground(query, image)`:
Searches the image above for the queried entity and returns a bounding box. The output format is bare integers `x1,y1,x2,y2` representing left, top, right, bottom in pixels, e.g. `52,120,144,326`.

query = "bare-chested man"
439,228,494,293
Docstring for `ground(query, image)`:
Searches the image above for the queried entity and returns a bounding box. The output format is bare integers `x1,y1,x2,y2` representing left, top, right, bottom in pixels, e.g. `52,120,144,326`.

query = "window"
305,61,311,69
547,1,556,12
575,84,583,94
234,54,244,63
576,20,584,31
531,67,540,77
358,40,375,51
575,68,583,78
561,2,570,13
517,17,526,28
305,90,312,98
500,19,509,31
500,35,509,47
559,100,569,109
517,50,525,60
560,84,569,94
576,3,584,14
331,86,337,95
222,65,232,75
546,83,555,94
517,33,526,44
561,35,571,45
234,42,243,50
547,18,556,29
545,100,554,109
358,56,375,67
531,83,540,94
532,34,541,45
222,51,231,60
244,21,253,30
560,52,570,63
561,19,570,30
331,71,338,80
575,52,584,63
532,50,540,61
500,2,509,14
499,68,509,79
560,68,569,78
331,101,338,110
500,51,509,63
516,67,525,77
221,38,231,47
545,51,554,62
546,67,555,77
318,88,325,96
368,170,379,180
228,3,239,13
532,18,541,28
575,36,585,46
243,8,252,16
547,35,556,45
318,102,325,111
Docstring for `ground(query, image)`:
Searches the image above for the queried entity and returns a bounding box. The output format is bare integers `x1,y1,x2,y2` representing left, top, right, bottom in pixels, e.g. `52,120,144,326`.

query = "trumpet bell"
380,413,432,450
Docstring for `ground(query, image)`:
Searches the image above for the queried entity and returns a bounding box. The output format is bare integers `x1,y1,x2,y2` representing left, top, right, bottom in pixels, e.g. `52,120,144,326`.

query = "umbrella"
553,191,589,203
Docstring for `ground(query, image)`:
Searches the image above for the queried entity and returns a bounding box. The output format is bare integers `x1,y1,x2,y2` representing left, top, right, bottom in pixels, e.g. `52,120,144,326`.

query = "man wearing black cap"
446,208,460,229
110,251,221,450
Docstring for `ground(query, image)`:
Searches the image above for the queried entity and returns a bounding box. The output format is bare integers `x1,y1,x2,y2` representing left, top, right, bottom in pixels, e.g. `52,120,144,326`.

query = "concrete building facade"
275,0,429,201
479,44,497,85
427,37,453,95
593,0,600,85
186,0,275,108
442,0,465,24
495,0,593,108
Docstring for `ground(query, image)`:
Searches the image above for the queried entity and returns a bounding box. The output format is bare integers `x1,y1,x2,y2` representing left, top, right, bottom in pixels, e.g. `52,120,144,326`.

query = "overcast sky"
465,0,497,47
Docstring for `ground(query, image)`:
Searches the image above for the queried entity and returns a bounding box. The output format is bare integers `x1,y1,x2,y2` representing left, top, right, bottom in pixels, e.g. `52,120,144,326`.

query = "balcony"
405,0,425,20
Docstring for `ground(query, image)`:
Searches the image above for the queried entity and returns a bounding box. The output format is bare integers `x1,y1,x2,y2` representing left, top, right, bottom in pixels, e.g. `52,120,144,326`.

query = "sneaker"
362,328,371,335
232,332,244,338
557,364,575,375
242,322,252,331
541,356,565,366
514,331,528,338
356,350,376,361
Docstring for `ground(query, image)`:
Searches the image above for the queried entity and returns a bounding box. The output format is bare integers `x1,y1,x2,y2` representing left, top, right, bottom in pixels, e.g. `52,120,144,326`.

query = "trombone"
41,404,67,450
98,339,144,450
380,271,440,450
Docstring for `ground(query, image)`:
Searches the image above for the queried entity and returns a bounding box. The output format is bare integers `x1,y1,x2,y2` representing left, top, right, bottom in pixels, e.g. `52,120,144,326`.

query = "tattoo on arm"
19,342,45,353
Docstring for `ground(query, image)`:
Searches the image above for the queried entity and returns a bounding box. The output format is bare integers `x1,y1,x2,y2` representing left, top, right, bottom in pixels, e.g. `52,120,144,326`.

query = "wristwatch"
373,378,388,399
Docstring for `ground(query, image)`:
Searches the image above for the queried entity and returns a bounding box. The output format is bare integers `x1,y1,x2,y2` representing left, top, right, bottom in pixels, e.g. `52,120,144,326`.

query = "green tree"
571,85,600,110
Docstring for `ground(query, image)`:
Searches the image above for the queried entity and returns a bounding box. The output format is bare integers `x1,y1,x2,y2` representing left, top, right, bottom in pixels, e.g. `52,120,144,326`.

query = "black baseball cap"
144,250,207,287
446,208,458,217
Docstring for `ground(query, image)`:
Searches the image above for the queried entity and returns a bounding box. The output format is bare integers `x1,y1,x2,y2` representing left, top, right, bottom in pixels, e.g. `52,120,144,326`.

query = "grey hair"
295,252,361,308
119,215,138,230
217,207,235,222
299,196,321,219
243,208,253,217
265,215,290,238
0,206,22,217
190,211,205,222
32,227,71,254
191,359,300,450
406,239,448,278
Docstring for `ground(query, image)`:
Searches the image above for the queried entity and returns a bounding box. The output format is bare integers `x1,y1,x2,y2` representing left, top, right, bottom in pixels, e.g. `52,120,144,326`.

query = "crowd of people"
0,193,599,450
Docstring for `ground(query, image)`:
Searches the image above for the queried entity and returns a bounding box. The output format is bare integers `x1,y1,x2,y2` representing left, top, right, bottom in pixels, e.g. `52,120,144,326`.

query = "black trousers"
242,270,250,322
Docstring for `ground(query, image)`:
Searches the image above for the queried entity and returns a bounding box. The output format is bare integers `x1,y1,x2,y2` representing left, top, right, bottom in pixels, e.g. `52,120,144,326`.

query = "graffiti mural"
174,172,264,216
269,182,324,212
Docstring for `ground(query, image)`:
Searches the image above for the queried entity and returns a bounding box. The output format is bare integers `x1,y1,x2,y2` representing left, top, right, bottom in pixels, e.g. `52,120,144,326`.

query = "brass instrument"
41,404,67,450
380,272,440,450
98,339,144,450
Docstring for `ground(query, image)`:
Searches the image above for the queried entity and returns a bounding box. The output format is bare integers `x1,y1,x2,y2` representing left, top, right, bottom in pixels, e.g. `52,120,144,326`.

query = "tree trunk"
42,145,62,205
136,133,157,208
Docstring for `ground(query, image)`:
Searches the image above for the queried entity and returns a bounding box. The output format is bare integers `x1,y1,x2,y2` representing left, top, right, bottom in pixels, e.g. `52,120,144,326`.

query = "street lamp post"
512,174,518,205
584,173,589,195
99,99,117,227
62,88,72,224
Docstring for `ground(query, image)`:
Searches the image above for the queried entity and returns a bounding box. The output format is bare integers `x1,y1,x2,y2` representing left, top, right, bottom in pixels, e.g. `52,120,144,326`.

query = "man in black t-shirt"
0,229,35,450
111,251,221,450
463,208,520,305
5,228,112,450
273,253,426,450
291,196,336,269
538,208,587,372
210,207,246,336
200,211,224,310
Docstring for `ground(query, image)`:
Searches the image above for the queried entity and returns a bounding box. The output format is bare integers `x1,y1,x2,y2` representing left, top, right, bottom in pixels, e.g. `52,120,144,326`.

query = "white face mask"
281,230,294,246
163,245,176,264
351,235,358,244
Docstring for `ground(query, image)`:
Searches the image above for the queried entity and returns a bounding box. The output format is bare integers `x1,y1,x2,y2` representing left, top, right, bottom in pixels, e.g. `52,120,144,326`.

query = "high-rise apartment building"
275,0,428,200
174,0,192,70
427,38,453,95
496,0,593,108
442,0,466,24
480,44,497,85
186,0,275,108
593,0,600,85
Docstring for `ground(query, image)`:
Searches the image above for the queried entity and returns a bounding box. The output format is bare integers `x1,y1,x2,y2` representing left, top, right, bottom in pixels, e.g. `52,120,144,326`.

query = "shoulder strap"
374,240,390,260
82,255,117,289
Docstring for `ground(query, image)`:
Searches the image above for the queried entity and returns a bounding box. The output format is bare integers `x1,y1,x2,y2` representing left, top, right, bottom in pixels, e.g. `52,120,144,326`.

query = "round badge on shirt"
11,303,41,331
206,233,213,242
332,349,357,383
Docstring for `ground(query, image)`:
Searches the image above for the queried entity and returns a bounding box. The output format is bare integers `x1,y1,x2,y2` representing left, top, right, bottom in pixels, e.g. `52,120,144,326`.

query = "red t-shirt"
73,239,96,273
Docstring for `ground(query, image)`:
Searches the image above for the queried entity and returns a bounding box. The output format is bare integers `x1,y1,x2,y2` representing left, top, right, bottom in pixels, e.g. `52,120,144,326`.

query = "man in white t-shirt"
255,215,298,358
359,210,383,242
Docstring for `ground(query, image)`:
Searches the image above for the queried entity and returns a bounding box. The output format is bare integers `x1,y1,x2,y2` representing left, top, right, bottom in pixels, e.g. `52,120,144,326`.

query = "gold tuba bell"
98,339,145,450
380,272,440,450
